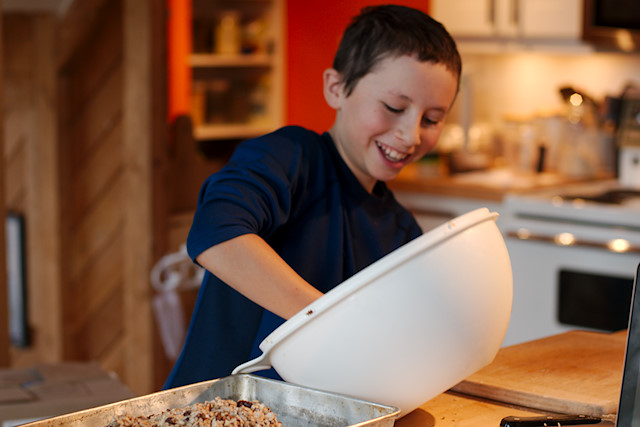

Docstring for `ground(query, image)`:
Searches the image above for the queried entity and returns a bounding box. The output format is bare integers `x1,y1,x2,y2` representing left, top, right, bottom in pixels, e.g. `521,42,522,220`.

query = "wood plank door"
57,0,156,395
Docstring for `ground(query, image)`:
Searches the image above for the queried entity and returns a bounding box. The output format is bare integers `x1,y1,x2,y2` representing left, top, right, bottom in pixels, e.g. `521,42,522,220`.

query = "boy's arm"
195,233,324,320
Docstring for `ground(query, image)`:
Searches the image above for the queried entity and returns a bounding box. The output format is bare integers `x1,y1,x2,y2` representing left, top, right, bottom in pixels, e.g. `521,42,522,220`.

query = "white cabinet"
431,0,583,41
518,0,582,39
431,0,514,38
431,0,493,37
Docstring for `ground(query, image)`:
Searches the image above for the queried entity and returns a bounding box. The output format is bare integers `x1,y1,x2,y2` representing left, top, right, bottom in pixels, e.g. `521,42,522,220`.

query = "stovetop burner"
504,180,640,230
562,189,640,205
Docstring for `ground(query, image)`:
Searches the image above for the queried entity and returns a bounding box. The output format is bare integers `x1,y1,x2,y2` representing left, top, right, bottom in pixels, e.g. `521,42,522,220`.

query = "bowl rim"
258,207,499,352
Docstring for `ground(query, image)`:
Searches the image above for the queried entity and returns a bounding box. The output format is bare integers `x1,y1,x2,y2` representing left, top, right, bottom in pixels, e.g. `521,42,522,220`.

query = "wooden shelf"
189,53,273,68
193,123,276,141
190,0,284,144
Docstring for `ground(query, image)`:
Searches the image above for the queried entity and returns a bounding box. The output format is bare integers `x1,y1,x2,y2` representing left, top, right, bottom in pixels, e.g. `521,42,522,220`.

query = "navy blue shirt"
165,126,421,388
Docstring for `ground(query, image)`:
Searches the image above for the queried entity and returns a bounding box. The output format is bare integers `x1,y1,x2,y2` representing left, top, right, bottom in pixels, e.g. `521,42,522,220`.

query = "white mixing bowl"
233,208,513,415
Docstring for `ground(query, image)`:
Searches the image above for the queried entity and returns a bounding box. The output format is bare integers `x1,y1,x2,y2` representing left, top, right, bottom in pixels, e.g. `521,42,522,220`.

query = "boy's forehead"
374,54,456,75
361,57,458,106
370,55,456,82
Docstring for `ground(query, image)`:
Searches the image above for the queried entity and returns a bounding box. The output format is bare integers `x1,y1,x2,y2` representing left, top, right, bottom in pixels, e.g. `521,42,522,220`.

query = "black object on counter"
500,414,603,426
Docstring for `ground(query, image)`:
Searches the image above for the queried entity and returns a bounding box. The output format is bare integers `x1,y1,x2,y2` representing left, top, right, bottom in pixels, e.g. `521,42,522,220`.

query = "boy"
165,4,461,388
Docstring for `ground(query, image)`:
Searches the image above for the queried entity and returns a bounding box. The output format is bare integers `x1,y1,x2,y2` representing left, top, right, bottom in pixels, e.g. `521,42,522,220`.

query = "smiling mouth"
376,141,409,162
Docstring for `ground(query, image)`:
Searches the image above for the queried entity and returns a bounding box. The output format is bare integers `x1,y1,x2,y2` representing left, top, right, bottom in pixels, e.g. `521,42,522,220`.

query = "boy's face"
325,55,458,193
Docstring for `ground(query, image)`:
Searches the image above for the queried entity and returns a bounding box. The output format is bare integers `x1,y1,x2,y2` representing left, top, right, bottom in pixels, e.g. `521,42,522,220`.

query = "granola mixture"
106,396,283,426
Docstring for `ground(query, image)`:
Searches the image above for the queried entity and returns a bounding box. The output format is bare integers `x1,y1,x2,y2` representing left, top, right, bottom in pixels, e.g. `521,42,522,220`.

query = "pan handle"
232,353,272,375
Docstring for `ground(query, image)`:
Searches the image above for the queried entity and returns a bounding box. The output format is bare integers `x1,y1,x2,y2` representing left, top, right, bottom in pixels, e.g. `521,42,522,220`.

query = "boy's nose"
395,119,421,147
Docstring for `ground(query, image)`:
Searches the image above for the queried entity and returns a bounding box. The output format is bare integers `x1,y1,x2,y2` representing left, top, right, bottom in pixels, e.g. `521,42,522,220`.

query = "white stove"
503,179,640,250
499,179,640,346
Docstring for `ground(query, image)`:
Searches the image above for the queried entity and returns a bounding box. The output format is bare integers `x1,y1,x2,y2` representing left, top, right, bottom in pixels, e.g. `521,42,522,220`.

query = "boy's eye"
384,103,403,113
422,116,439,126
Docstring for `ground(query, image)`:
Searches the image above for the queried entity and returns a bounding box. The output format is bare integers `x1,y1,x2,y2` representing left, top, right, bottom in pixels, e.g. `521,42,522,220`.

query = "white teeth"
376,141,408,162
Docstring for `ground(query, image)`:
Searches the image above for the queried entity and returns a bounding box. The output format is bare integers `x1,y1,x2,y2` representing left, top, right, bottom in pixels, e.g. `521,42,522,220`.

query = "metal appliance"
583,0,640,52
501,180,640,346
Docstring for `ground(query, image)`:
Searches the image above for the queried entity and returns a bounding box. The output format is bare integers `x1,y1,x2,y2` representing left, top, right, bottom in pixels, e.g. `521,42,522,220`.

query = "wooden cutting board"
451,330,627,416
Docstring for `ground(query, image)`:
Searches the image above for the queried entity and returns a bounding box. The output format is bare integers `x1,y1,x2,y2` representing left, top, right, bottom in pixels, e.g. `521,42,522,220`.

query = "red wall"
285,1,431,133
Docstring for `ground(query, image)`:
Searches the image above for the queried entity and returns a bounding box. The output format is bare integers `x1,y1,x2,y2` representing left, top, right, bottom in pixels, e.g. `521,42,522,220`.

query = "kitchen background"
1,0,640,404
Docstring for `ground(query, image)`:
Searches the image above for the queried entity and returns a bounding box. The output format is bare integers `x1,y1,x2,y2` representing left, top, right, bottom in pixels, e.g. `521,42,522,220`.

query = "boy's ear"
323,68,343,110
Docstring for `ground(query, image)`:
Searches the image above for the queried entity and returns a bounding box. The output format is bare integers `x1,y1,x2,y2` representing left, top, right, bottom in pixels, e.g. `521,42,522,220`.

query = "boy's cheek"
363,111,392,133
418,130,443,155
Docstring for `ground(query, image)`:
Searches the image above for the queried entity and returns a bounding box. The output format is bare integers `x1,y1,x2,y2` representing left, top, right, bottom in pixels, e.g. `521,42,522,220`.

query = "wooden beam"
149,0,173,390
122,0,154,395
29,14,63,361
0,0,11,367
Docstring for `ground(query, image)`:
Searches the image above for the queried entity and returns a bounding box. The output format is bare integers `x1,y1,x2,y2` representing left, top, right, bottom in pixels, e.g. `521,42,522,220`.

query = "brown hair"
332,5,462,96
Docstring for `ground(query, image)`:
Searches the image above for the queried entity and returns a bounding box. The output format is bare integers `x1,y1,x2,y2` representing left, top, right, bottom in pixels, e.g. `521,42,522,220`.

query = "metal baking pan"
23,374,400,426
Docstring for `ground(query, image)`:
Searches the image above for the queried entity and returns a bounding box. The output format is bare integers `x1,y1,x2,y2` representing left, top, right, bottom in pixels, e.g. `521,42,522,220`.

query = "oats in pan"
106,396,282,426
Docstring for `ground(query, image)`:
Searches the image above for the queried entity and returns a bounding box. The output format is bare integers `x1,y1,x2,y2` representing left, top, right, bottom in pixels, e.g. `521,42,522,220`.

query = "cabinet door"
493,0,519,37
518,0,582,39
431,0,496,37
432,0,582,40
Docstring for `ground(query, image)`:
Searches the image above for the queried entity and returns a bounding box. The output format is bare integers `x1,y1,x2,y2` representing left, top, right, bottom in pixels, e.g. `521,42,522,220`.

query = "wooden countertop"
396,330,626,426
396,392,546,427
389,166,611,202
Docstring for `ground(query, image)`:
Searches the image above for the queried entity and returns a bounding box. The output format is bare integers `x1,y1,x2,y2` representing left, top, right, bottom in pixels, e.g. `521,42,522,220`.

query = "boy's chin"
374,170,402,183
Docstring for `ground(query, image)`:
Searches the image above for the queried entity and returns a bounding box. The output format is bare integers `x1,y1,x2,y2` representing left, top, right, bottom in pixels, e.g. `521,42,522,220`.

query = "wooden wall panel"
3,15,31,214
58,0,129,378
2,13,61,367
68,174,124,286
2,0,164,391
75,288,123,360
69,232,124,336
57,0,156,395
64,32,123,162
3,16,35,364
56,0,112,70
69,119,124,227
3,141,26,210
0,0,8,367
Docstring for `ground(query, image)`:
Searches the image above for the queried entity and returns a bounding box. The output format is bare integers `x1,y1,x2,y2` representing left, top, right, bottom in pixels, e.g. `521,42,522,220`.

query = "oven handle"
506,230,640,254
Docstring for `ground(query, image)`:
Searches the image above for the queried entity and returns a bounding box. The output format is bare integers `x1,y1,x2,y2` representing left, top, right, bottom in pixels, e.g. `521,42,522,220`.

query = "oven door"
502,217,639,347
